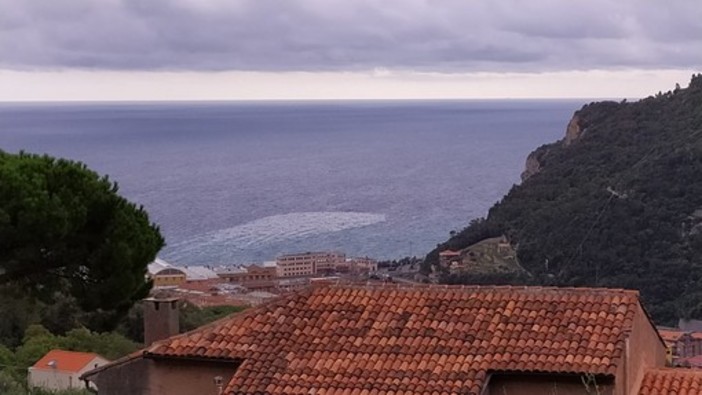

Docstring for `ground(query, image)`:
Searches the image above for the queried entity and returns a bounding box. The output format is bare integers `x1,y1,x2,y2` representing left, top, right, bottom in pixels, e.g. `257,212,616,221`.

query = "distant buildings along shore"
145,251,378,307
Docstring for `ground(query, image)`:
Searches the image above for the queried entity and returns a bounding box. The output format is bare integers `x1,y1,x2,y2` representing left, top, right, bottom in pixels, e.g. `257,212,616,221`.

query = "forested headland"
426,75,702,325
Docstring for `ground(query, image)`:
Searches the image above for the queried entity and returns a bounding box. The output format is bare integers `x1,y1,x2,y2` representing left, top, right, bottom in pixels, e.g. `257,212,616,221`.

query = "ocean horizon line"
0,97,611,106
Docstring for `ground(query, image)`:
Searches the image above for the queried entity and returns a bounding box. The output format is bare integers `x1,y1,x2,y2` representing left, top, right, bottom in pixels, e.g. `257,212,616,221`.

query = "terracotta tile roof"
145,284,642,395
658,329,686,343
32,349,102,373
639,368,702,394
439,250,461,256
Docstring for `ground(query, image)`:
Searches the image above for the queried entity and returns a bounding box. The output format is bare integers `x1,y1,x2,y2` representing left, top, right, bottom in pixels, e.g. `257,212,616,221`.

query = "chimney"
143,297,180,346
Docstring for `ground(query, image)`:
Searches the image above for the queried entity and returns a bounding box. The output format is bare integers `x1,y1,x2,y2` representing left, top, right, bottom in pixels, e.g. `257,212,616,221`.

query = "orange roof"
32,349,102,373
144,284,642,394
658,329,686,342
439,249,461,256
639,368,702,394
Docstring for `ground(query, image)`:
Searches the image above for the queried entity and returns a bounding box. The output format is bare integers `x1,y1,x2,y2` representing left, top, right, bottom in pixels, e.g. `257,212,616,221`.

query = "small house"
29,349,109,391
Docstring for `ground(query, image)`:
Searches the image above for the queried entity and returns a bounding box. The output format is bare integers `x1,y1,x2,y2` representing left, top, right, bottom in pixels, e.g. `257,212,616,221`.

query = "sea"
0,100,585,266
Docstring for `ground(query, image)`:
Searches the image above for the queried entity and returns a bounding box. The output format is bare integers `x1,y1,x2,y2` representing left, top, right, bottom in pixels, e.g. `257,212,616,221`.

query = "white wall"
29,356,109,391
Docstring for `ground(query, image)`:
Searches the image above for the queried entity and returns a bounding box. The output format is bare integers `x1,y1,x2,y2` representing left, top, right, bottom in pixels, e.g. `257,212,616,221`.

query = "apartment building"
276,251,346,277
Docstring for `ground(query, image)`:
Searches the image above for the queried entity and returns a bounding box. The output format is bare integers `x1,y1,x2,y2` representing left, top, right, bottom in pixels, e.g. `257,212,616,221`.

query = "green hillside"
427,74,702,325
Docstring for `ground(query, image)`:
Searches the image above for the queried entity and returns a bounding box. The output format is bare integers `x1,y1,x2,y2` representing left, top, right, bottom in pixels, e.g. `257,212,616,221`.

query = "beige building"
147,258,186,287
29,349,109,391
150,268,187,287
276,251,345,277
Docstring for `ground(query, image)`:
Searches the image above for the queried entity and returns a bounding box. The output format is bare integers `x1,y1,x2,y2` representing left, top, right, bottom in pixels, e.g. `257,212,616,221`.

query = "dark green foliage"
0,324,135,394
179,302,246,333
10,324,137,375
115,302,145,343
442,271,531,286
0,290,39,348
421,218,503,274
0,152,164,327
428,74,702,325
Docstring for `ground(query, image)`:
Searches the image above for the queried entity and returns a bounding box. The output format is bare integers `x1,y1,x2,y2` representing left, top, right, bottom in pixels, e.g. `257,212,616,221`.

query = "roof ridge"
143,283,643,356
645,367,702,374
323,282,640,295
45,348,99,356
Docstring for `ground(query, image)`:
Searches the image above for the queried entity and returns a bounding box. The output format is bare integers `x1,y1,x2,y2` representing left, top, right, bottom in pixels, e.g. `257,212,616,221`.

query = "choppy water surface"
0,100,582,264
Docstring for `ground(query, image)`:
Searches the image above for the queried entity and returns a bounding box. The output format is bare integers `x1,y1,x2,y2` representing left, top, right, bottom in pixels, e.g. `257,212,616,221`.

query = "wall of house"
89,357,151,394
613,304,667,395
486,374,614,395
30,356,109,391
29,369,79,390
149,359,238,395
89,357,238,395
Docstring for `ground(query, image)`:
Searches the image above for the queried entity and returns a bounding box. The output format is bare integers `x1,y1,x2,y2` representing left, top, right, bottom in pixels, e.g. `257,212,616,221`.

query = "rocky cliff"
521,113,586,182
563,115,584,146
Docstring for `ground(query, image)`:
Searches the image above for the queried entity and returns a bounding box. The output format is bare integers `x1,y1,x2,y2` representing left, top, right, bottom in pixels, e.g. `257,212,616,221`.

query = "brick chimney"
143,297,180,346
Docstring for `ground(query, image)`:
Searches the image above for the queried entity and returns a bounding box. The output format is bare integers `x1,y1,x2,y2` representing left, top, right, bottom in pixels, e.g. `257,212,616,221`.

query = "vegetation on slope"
427,75,702,325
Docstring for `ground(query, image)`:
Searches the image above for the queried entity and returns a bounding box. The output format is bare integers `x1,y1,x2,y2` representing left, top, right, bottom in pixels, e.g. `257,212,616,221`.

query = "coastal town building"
438,237,521,276
148,260,222,287
181,266,219,282
29,349,109,391
147,258,187,287
438,248,461,268
276,277,310,293
217,264,277,291
84,284,674,395
348,256,378,272
657,327,702,366
276,251,345,277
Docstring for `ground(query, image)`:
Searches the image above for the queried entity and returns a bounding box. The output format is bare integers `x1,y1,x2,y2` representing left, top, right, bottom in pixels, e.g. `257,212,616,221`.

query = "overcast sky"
1,0,700,100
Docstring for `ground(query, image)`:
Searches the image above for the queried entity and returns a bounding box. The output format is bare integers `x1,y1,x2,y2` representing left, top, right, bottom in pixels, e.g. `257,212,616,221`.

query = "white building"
182,265,219,281
147,257,174,276
29,349,109,391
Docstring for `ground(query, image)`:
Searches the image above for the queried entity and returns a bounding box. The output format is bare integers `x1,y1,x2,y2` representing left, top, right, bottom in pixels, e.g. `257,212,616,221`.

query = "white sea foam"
168,211,386,257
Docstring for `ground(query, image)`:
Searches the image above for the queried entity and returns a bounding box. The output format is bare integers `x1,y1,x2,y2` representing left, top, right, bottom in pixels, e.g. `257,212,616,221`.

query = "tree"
0,151,164,326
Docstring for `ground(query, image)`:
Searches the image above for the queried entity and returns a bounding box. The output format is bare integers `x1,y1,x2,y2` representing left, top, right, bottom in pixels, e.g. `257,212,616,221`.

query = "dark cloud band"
1,0,700,72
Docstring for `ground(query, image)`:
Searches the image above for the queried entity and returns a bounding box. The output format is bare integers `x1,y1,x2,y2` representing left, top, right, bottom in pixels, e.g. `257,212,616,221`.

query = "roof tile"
32,349,103,373
145,284,641,394
639,369,702,394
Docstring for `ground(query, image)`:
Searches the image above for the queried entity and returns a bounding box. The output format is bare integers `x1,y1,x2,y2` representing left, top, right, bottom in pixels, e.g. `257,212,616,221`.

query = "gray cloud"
0,0,700,72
